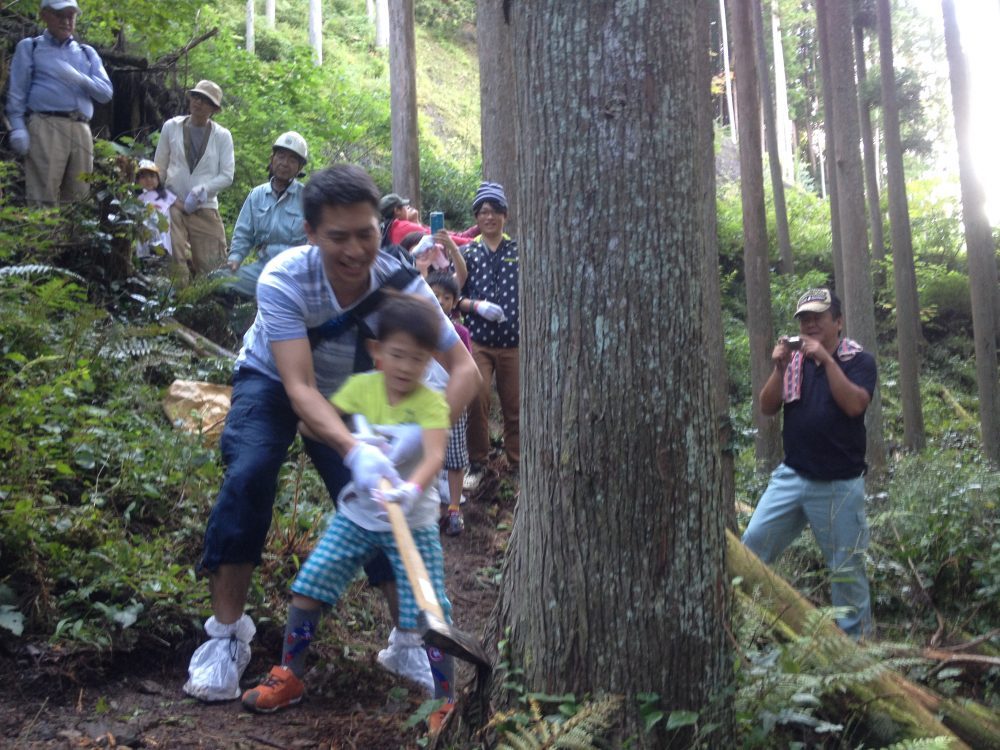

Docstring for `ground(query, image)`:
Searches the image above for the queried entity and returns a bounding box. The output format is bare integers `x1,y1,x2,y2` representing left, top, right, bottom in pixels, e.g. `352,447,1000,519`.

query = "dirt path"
1,469,515,750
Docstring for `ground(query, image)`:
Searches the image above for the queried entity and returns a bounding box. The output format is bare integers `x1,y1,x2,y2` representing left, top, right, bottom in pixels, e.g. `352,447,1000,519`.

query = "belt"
33,110,90,123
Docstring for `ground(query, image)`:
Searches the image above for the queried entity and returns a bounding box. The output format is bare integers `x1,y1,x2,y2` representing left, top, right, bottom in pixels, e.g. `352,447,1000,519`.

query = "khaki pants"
169,203,227,285
467,342,520,468
25,115,93,205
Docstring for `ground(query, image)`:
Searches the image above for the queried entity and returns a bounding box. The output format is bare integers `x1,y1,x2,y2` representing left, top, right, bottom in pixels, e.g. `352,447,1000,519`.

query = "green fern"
882,738,954,750
492,695,623,750
0,264,86,283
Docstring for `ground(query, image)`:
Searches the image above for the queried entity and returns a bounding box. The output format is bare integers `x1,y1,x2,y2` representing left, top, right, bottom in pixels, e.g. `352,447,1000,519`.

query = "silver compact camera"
785,336,803,350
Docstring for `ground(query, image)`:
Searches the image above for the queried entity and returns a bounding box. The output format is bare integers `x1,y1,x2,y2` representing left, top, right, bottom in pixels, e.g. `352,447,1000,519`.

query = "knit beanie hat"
472,181,508,214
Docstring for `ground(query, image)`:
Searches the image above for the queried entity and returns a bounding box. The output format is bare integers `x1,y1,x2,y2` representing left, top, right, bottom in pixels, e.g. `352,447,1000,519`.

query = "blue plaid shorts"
444,409,469,471
291,513,452,629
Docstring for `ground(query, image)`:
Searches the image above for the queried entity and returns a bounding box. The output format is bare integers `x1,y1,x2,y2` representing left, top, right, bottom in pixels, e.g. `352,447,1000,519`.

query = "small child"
241,294,457,731
134,160,175,259
426,271,472,536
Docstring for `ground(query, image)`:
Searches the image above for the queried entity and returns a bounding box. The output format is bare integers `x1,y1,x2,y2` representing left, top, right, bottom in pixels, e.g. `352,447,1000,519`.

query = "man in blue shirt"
742,288,877,640
5,0,113,204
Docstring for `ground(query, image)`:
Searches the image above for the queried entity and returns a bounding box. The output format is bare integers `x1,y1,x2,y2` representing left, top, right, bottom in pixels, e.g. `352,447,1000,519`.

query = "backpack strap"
305,264,420,374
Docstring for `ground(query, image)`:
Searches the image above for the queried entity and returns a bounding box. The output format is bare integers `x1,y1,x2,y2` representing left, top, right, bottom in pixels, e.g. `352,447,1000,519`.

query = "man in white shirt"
153,80,234,285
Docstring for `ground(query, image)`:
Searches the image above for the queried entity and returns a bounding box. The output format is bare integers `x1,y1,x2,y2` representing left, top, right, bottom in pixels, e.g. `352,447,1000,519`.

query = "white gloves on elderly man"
183,185,208,214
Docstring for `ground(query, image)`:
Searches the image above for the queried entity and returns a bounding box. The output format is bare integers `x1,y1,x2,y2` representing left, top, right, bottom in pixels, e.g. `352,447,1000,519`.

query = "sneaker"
241,665,305,713
464,465,485,491
428,701,455,733
444,510,464,537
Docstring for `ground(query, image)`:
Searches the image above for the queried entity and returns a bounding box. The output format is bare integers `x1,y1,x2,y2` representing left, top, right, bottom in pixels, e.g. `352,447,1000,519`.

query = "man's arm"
227,190,258,268
153,122,172,177
435,338,480,424
79,46,113,103
271,337,357,456
201,130,236,196
800,338,871,418
760,339,792,416
5,39,32,132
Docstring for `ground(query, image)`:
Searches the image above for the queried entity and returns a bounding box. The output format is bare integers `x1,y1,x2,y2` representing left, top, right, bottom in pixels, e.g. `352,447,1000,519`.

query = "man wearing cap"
5,0,113,204
742,288,877,640
455,181,520,486
224,131,310,298
153,80,234,285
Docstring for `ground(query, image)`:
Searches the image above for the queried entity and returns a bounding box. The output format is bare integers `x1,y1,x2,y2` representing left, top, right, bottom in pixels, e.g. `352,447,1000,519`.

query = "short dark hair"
302,164,380,228
474,199,507,217
378,293,439,351
399,231,425,251
828,291,842,320
426,270,458,298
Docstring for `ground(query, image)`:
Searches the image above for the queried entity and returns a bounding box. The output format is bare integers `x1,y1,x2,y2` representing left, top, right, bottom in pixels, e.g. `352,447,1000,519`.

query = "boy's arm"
403,427,446,491
436,339,480,425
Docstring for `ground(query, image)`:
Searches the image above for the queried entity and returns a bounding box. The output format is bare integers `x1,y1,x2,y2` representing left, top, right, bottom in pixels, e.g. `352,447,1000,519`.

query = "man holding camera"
741,288,876,640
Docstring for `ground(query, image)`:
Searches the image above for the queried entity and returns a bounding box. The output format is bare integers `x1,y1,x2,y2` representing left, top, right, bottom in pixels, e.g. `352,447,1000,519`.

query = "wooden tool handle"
380,480,446,621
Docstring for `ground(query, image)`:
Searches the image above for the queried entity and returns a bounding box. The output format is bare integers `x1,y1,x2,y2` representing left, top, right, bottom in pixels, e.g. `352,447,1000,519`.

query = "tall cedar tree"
494,0,734,744
389,0,420,204
852,2,887,264
816,0,845,293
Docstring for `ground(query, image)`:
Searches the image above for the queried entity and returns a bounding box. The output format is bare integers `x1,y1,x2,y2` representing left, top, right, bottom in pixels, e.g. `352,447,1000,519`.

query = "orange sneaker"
241,665,305,713
428,701,455,733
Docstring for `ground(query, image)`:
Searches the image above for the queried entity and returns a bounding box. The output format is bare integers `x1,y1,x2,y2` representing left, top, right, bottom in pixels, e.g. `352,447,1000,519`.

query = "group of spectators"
7,0,879,736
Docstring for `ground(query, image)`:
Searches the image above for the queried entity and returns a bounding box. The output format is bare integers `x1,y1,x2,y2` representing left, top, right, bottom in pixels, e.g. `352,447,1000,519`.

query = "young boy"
426,271,472,536
241,293,456,731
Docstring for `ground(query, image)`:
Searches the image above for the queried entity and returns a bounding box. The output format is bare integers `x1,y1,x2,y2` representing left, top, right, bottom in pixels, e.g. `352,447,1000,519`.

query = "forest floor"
0,459,517,750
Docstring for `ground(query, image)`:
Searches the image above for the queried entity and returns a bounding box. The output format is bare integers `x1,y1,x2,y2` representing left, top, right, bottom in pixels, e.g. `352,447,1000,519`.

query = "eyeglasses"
476,208,501,218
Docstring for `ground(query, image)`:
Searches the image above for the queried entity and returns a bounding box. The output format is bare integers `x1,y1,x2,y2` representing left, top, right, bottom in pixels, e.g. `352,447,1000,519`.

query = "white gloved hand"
344,442,400,494
55,60,86,88
183,185,208,214
374,481,422,522
473,300,506,323
372,423,424,465
9,128,29,156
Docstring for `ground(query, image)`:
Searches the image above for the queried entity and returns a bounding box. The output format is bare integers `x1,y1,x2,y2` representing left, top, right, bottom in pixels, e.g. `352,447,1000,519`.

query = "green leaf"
665,710,699,730
643,709,664,732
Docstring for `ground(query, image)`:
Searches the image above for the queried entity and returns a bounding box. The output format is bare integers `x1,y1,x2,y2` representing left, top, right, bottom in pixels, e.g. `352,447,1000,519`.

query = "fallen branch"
165,316,236,359
153,28,219,69
936,383,975,425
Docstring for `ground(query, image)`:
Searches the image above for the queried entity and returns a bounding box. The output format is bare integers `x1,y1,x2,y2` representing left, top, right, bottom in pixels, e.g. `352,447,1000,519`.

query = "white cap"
272,131,308,163
41,0,79,11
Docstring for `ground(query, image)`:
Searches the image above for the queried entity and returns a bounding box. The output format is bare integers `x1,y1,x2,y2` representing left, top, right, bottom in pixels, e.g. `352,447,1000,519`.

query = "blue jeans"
742,463,872,639
201,370,397,582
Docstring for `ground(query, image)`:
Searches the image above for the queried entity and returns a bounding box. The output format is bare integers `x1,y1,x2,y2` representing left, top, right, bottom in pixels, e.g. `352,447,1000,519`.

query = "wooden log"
165,316,236,360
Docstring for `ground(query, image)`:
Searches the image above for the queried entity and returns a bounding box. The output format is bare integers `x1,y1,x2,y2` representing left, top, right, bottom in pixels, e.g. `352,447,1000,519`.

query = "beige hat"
794,288,834,317
187,80,223,109
137,159,160,176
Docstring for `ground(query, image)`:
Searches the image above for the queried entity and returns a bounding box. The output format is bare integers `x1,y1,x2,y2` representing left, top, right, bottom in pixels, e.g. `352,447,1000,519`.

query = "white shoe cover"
377,627,434,696
183,614,256,701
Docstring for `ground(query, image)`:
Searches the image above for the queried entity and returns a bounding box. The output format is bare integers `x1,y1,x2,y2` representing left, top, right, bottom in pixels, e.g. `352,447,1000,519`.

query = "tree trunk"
876,0,925,451
265,0,275,28
729,0,782,471
751,0,793,274
852,3,887,264
699,0,736,530
245,0,255,55
476,0,518,234
720,0,738,142
942,0,1000,465
366,0,374,23
389,0,419,205
816,0,845,294
308,0,322,65
820,0,886,474
771,4,794,184
495,1,734,744
374,0,389,49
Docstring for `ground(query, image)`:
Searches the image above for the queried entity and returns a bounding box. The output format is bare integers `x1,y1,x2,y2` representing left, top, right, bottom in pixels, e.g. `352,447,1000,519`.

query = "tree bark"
265,0,275,28
720,0,738,142
308,0,322,65
771,4,794,184
729,0,782,471
820,0,886,474
245,0,255,55
389,0,420,205
495,1,734,744
366,0,374,23
816,0,845,295
876,0,925,451
751,0,793,274
476,0,518,233
942,0,1000,465
374,0,389,49
852,3,887,264
699,0,736,530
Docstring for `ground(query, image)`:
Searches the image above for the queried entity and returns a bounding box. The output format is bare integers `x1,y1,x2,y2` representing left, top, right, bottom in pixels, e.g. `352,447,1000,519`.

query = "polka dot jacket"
460,236,519,348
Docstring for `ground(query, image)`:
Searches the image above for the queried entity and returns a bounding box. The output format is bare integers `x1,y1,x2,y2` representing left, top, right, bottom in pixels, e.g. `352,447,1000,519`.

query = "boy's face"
431,286,455,316
370,331,433,398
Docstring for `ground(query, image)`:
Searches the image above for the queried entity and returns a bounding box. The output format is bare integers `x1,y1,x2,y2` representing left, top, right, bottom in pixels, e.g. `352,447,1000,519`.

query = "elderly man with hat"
741,288,877,640
153,80,234,285
454,182,520,487
224,131,310,298
5,0,113,204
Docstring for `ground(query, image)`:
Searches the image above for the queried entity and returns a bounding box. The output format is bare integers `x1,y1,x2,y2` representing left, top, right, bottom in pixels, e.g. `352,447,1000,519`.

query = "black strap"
306,264,419,373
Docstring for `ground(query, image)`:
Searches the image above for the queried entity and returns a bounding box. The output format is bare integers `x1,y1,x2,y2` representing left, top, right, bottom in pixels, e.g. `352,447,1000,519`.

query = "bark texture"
245,0,255,55
265,0,275,27
495,0,733,743
816,0,844,294
388,0,420,204
852,5,887,264
374,0,389,49
729,0,782,471
942,0,1000,465
821,0,886,473
476,0,518,233
876,0,925,451
308,0,322,65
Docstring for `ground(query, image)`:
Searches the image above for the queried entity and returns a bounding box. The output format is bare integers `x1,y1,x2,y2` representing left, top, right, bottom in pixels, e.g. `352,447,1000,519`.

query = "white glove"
55,60,86,88
374,481,422,522
473,300,506,323
410,235,436,258
9,128,29,156
372,423,424,465
183,185,208,214
344,442,400,494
